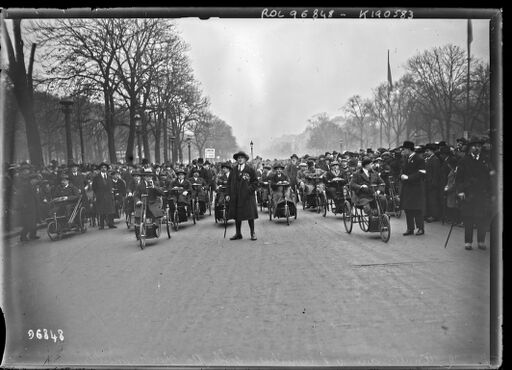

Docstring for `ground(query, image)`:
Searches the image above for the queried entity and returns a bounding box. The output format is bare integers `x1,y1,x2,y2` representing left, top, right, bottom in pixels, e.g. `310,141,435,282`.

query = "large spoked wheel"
394,196,402,218
138,223,145,250
380,213,391,242
125,212,131,229
78,207,87,233
322,193,327,217
165,213,171,239
47,220,60,241
358,207,369,232
173,209,179,231
343,202,353,233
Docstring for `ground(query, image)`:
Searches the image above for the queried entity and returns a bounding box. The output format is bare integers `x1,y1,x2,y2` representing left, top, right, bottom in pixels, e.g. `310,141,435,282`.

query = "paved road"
2,205,491,367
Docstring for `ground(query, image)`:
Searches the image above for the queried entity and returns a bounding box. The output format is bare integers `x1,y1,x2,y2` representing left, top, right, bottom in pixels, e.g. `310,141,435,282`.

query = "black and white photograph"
0,7,502,368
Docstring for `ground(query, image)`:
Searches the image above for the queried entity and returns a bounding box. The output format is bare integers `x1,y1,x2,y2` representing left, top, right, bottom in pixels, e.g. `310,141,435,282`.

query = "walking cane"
223,199,228,239
444,222,455,248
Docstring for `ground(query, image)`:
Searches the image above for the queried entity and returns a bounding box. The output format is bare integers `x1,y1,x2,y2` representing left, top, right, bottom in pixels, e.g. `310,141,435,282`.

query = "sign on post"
205,148,215,159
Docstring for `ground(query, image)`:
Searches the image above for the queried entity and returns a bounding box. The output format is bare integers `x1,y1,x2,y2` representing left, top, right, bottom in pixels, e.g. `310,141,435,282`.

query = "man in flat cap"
400,141,426,236
226,151,258,240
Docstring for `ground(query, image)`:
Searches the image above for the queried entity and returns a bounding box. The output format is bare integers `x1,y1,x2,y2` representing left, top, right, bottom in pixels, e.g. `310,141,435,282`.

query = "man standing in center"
226,151,259,241
400,141,426,236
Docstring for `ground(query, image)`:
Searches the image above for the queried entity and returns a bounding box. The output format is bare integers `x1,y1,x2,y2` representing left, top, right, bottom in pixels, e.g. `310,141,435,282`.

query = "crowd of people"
3,135,496,249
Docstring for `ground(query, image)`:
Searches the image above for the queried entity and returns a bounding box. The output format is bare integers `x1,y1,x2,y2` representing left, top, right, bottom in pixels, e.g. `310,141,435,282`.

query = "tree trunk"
154,114,161,163
162,111,168,163
3,20,44,167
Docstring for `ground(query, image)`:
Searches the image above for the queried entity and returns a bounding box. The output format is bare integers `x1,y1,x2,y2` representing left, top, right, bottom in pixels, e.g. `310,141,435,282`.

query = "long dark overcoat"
400,153,426,211
92,173,115,215
227,164,259,221
16,175,40,226
455,154,492,218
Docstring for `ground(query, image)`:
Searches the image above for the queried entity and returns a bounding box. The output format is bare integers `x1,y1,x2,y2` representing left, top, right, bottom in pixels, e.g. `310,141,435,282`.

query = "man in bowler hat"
400,141,426,236
226,151,258,240
92,162,116,229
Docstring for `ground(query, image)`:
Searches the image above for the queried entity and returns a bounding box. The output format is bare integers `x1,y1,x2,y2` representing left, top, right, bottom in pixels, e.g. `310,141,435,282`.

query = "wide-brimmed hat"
290,154,299,160
233,151,250,160
263,164,272,169
298,162,307,167
467,136,484,146
98,162,110,169
361,157,372,167
414,145,426,154
141,168,157,177
425,143,437,151
68,161,79,168
381,151,391,157
273,162,285,170
221,162,232,169
456,137,468,144
330,161,340,166
175,169,187,176
401,141,415,151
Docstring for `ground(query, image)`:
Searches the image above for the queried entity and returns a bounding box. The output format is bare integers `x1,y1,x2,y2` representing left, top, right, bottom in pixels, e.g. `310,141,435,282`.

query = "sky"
173,17,490,154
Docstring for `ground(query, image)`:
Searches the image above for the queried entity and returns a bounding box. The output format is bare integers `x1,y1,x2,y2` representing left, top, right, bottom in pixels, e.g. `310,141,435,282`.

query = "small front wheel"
380,214,391,243
343,202,353,234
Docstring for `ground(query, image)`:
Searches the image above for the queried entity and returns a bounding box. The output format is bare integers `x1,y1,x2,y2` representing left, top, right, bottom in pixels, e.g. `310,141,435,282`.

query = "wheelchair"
46,195,87,241
134,193,170,250
343,184,391,243
385,176,402,218
190,182,208,222
113,191,124,220
166,187,193,231
325,177,351,217
257,181,271,212
124,194,135,229
301,175,328,217
214,185,230,225
269,181,297,225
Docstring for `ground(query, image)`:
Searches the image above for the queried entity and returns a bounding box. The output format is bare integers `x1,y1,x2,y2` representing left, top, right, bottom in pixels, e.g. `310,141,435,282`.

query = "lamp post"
169,135,176,165
60,97,74,165
134,114,142,163
186,137,192,165
250,140,254,161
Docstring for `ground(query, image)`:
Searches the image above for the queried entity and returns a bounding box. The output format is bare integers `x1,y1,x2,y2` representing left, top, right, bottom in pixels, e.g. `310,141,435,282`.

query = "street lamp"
60,97,74,165
250,140,254,161
169,135,176,165
186,137,192,165
134,114,142,163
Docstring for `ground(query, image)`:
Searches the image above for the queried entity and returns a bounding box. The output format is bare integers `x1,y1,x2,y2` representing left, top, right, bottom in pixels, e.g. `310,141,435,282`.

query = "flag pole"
466,19,472,133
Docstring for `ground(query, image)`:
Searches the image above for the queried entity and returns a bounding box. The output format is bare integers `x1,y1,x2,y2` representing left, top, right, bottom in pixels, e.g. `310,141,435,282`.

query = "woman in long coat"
226,151,259,240
92,162,116,229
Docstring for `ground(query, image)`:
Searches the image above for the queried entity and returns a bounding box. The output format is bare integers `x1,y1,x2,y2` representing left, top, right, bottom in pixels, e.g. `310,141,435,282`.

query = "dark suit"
455,153,492,244
134,180,164,219
425,153,442,220
16,175,40,239
92,172,115,227
227,163,259,221
400,153,426,231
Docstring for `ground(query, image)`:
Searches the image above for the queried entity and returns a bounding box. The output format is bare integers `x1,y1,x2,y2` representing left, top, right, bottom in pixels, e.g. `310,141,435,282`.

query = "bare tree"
2,18,44,167
406,44,467,141
344,95,372,150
